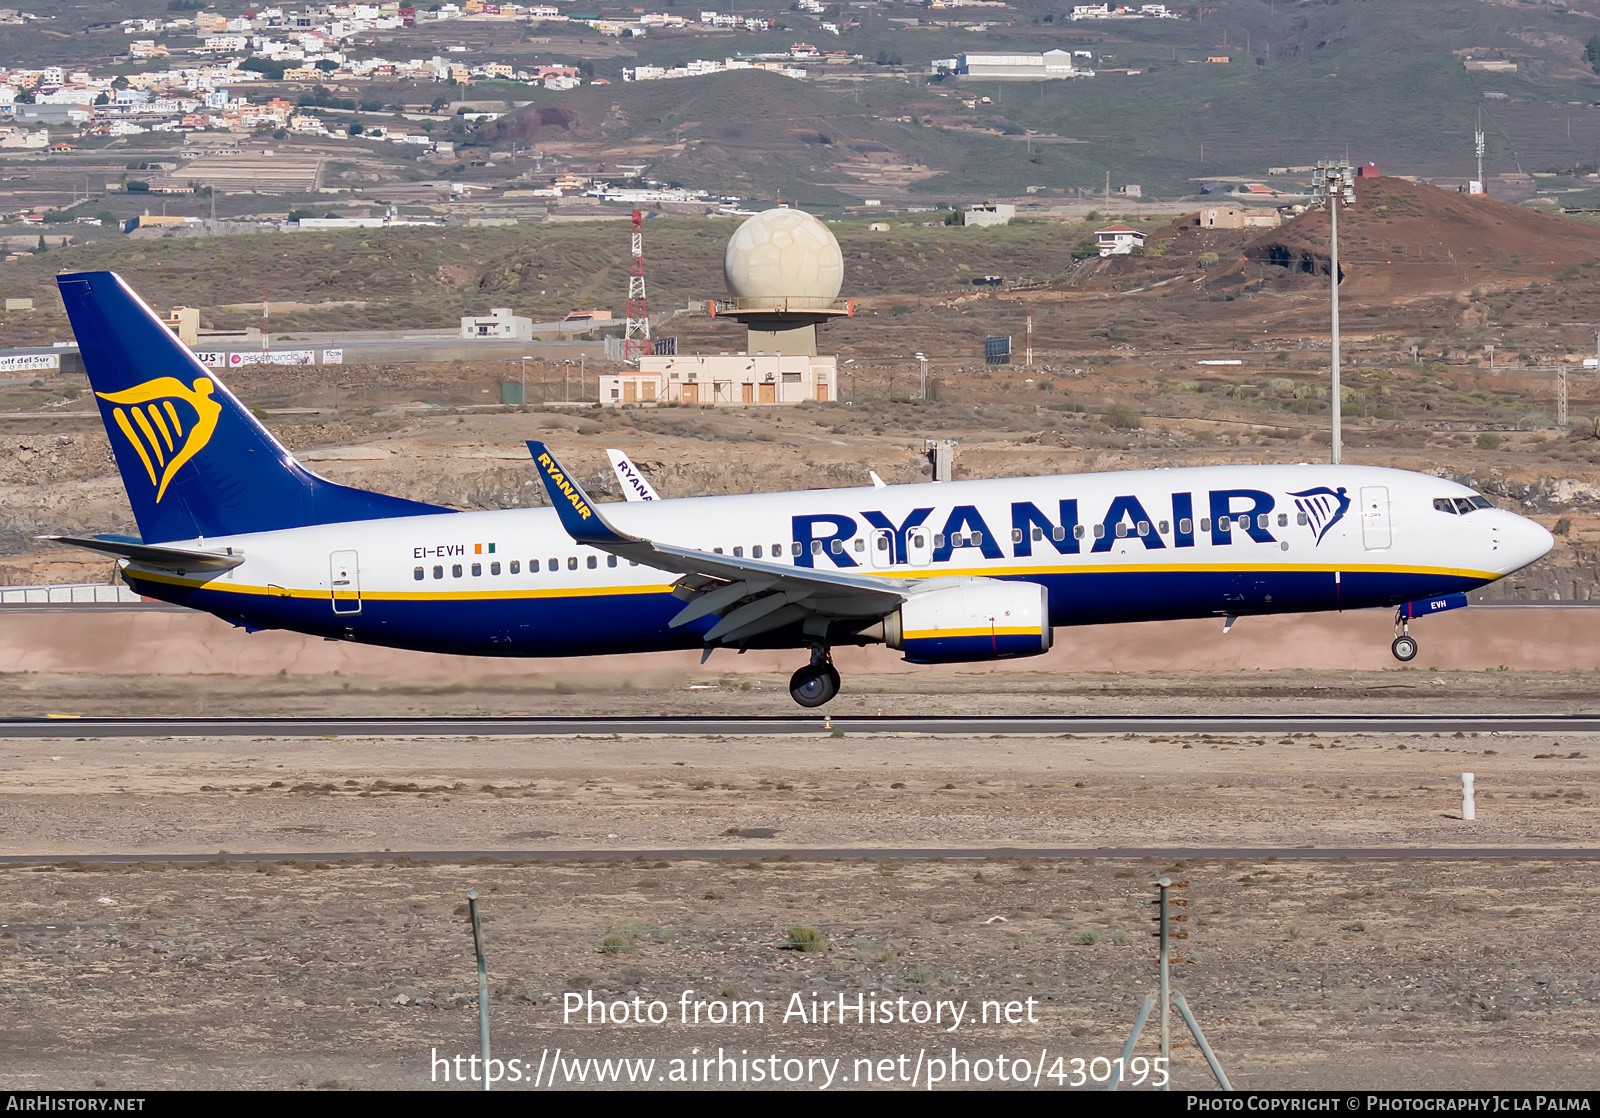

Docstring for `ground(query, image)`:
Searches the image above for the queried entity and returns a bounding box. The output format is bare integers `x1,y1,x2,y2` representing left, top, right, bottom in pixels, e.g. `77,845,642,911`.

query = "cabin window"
471,563,482,577
433,565,444,579
829,539,844,554
1074,525,1086,540
1137,520,1149,536
1217,516,1231,531
753,545,763,558
1455,498,1477,515
713,547,723,554
1276,513,1288,527
1433,498,1457,514
1014,528,1026,544
775,543,785,557
1093,524,1105,539
792,542,803,556
549,558,558,571
413,567,424,581
811,540,823,555
490,562,501,575
970,531,983,547
733,546,743,557
1052,525,1066,542
1257,514,1269,530
1115,523,1128,538
933,533,946,548
854,538,865,552
452,564,463,578
1200,518,1211,532
1158,520,1169,534
607,555,617,568
1179,518,1193,534
1297,511,1308,525
510,561,521,574
567,556,577,570
877,535,890,551
587,555,598,569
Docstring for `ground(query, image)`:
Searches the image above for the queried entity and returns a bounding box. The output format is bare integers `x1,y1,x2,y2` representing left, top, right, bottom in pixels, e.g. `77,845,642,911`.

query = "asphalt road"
3,714,1600,738
1,847,1595,866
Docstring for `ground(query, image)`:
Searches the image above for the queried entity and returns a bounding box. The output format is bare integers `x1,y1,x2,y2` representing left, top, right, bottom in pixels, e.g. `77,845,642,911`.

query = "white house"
460,307,533,339
1095,223,1146,255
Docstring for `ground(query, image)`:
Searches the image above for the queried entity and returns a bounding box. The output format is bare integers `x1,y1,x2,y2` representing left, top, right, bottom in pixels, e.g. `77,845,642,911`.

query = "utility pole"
1315,160,1355,466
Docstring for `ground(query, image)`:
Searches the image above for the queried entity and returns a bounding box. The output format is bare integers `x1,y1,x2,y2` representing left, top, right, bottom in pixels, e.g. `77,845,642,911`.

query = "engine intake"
884,578,1051,664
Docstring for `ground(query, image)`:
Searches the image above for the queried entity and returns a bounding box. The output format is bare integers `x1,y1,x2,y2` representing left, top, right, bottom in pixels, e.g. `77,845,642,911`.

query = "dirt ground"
0,660,1597,1090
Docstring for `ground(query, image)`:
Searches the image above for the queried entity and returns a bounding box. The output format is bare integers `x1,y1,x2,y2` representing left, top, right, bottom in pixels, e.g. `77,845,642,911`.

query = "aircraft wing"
41,534,245,573
528,441,908,644
606,448,660,501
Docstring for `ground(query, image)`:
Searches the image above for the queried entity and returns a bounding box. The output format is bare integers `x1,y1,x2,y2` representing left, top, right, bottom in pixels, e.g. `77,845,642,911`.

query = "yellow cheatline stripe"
112,408,157,485
127,568,679,602
905,626,1041,640
887,560,1501,582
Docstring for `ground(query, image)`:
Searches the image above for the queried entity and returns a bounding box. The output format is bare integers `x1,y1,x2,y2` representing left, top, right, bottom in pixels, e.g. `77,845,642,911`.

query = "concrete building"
460,307,532,340
1095,223,1146,255
601,353,837,406
955,49,1081,80
162,305,199,346
1196,205,1281,230
964,202,1015,227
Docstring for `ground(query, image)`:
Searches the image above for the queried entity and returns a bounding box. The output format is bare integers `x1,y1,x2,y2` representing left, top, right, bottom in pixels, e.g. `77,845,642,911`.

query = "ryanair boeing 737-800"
44,271,1554,707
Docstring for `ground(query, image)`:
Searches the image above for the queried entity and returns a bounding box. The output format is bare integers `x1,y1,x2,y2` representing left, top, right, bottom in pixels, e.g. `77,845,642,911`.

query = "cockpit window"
1437,494,1495,515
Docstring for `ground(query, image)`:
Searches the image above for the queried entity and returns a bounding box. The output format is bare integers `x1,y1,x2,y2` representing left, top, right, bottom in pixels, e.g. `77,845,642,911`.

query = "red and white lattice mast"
624,209,651,360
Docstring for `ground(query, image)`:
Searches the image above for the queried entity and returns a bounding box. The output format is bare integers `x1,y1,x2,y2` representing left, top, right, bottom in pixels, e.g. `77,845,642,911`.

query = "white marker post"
1462,773,1476,822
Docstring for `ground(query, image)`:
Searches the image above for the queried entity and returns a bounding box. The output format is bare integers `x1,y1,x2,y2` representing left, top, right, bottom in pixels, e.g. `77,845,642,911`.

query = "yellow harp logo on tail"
96,377,223,503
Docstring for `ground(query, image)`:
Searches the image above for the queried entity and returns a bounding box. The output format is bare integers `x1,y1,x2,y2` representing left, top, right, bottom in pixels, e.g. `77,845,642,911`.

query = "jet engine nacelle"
884,577,1052,664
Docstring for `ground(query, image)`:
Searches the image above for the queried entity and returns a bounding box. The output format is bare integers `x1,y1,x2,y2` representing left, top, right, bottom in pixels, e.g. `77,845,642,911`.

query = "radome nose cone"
1505,514,1555,574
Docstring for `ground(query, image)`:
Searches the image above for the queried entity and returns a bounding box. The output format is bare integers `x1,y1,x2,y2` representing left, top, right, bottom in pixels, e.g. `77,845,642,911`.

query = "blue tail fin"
58,271,450,543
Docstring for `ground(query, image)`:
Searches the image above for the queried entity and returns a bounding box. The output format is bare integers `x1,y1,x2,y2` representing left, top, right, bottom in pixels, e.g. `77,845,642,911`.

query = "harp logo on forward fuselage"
96,376,223,502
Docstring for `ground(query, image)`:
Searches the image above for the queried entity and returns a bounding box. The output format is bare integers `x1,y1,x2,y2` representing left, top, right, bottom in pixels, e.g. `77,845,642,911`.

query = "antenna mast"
624,209,651,360
1474,110,1486,196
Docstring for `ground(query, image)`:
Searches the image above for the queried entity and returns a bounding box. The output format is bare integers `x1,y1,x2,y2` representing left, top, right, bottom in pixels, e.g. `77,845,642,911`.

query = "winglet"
527,441,634,545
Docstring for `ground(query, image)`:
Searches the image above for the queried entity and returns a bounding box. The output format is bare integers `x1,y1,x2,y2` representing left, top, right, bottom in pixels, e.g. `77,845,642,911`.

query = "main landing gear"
789,647,841,708
1391,609,1419,663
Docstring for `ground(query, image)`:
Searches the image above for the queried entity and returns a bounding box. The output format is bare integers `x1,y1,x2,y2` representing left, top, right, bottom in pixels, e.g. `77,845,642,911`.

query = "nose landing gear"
789,646,840,707
1392,609,1419,662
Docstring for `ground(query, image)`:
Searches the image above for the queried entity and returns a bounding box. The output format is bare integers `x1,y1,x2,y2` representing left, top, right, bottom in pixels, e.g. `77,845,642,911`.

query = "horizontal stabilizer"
41,535,245,573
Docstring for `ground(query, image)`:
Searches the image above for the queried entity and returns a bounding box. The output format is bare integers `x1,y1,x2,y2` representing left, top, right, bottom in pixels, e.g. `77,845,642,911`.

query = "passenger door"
330,550,361,615
906,526,932,567
1360,486,1391,551
870,528,893,569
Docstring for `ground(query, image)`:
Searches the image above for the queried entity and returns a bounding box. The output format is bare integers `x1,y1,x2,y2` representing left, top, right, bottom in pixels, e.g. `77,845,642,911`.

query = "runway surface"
4,713,1600,738
2,846,1595,865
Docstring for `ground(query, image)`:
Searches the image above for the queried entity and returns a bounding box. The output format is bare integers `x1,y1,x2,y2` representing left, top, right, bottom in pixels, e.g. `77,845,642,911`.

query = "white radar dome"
723,207,844,302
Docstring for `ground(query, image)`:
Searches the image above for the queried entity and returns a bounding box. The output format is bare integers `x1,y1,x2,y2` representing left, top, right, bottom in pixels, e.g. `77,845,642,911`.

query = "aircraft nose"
1498,512,1554,575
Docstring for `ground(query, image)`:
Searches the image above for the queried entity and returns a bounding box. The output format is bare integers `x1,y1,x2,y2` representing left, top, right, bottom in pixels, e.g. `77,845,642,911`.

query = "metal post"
1330,195,1341,466
1559,365,1569,429
1107,994,1157,1091
521,355,529,406
1158,876,1170,1090
1172,991,1232,1090
580,352,586,401
467,890,491,1091
1463,772,1476,821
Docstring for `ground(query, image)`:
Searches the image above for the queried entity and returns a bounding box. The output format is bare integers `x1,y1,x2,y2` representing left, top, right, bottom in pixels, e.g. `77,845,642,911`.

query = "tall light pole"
915,352,927,400
1314,160,1355,466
